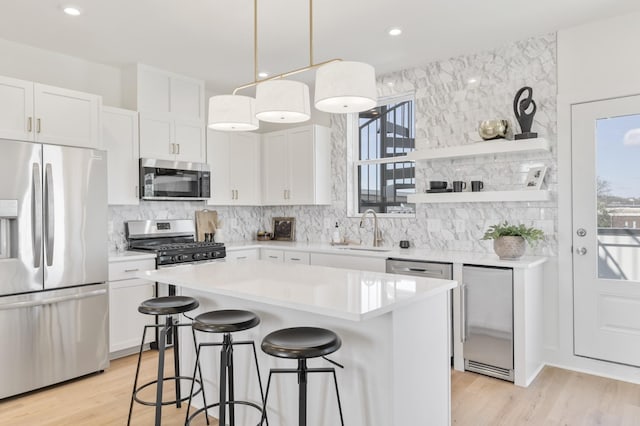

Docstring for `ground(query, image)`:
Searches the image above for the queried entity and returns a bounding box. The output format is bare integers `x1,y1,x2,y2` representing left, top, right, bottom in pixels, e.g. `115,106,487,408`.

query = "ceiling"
1,0,639,94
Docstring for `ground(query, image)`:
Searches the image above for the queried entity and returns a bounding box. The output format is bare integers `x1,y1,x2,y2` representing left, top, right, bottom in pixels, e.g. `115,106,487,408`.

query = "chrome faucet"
359,209,383,247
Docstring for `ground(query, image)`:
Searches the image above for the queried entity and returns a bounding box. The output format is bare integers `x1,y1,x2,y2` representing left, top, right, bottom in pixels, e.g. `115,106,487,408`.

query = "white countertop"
225,241,548,269
137,260,457,321
108,250,157,263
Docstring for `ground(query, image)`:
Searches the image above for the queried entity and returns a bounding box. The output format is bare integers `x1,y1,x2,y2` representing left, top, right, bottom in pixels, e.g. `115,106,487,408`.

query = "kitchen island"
139,260,457,426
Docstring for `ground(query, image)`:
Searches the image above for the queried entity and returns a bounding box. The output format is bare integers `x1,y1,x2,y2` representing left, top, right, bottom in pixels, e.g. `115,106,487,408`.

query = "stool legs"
128,324,152,426
186,337,266,426
261,363,344,426
154,320,168,425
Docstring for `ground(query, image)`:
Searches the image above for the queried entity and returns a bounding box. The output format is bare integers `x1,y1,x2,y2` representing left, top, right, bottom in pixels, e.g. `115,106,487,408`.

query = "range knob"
193,253,202,260
178,254,190,262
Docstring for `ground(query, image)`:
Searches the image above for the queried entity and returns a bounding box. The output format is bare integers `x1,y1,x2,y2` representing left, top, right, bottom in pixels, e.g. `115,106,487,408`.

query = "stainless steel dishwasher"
386,258,454,358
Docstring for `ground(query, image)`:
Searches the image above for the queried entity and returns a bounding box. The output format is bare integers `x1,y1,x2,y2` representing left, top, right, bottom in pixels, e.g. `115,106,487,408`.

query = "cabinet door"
174,119,205,163
262,249,284,262
139,113,174,160
262,131,289,205
170,76,204,120
109,278,155,355
137,66,171,114
103,107,139,205
287,126,315,205
230,132,261,205
284,251,310,264
207,130,233,205
34,83,101,148
226,249,260,262
0,75,34,141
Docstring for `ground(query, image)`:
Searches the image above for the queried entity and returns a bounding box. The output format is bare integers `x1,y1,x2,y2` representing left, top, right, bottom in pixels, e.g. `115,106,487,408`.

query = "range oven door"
139,158,210,201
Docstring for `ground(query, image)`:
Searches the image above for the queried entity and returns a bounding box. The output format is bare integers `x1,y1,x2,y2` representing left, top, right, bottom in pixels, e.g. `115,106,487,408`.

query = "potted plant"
481,222,544,260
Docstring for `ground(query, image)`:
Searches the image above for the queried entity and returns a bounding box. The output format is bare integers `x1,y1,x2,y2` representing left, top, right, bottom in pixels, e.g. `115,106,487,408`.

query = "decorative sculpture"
513,86,538,140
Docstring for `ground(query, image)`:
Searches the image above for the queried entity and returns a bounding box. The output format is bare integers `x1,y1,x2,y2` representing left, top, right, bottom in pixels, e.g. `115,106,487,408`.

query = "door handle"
124,268,139,273
170,143,175,154
44,163,55,267
27,117,33,132
36,118,41,133
176,144,180,155
576,247,587,255
460,283,467,343
32,163,42,268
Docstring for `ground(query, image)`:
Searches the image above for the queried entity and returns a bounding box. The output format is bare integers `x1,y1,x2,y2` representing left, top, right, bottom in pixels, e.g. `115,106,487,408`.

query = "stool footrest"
133,376,203,407
186,400,265,426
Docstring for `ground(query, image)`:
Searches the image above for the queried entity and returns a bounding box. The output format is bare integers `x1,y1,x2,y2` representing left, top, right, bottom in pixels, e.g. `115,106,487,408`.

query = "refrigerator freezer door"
43,145,108,289
463,266,514,372
0,283,109,399
0,139,43,296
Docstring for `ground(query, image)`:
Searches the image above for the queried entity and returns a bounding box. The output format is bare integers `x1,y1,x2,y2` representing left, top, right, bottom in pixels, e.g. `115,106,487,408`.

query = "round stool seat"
138,296,199,315
261,327,341,359
193,309,260,333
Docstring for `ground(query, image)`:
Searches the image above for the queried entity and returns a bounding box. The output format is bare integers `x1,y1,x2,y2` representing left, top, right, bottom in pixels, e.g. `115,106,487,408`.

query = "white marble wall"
110,33,557,256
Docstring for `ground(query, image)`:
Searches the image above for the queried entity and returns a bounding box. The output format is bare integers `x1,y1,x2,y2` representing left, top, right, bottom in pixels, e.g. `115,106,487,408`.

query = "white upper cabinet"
262,125,331,206
0,75,34,141
0,75,101,149
207,130,261,206
124,64,206,163
102,107,139,205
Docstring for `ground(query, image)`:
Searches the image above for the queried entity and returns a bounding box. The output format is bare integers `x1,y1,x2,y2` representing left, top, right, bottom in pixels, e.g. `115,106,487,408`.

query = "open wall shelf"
405,138,550,162
407,190,551,204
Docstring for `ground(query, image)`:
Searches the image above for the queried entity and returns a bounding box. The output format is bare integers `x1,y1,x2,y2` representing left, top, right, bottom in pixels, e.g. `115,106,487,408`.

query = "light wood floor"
2,351,640,425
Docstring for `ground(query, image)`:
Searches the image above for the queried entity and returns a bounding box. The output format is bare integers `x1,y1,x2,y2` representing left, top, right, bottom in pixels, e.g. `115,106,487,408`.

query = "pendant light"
208,95,258,131
314,61,377,113
210,0,378,131
255,80,311,123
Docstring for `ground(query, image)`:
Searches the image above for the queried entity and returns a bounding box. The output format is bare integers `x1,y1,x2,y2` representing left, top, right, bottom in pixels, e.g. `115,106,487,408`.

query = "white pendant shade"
208,95,259,131
314,61,378,113
255,80,311,123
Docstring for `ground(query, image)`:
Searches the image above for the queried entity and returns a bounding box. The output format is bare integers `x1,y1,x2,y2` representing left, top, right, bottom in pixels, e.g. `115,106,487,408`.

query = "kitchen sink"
338,247,392,252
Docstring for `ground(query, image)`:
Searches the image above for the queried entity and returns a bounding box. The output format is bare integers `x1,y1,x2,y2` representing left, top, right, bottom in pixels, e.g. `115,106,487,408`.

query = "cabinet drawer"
226,249,259,262
261,249,284,262
109,259,156,282
284,251,310,264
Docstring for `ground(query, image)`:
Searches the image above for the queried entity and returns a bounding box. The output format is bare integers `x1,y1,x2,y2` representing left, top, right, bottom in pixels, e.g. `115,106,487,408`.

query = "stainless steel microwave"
139,158,210,201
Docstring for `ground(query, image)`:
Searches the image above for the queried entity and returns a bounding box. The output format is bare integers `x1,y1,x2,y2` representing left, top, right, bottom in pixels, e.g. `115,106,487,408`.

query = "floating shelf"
405,138,550,162
407,190,551,204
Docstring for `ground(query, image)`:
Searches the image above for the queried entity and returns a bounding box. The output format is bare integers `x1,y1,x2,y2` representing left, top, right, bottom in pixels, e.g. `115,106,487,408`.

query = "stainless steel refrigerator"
462,265,514,382
0,139,109,400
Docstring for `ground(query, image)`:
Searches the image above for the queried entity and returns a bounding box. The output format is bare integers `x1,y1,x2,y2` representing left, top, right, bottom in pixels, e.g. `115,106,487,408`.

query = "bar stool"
127,296,205,426
260,327,345,426
185,309,267,426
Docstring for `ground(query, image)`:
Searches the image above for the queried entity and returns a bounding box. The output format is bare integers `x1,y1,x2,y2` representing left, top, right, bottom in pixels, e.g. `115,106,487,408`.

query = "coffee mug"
452,181,466,192
471,181,484,192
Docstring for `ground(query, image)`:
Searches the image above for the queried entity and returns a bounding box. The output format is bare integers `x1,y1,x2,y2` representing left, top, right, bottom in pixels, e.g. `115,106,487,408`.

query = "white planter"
493,236,526,260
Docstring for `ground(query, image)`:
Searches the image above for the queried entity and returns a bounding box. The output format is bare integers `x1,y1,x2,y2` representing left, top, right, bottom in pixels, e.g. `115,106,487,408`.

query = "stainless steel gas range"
125,219,226,346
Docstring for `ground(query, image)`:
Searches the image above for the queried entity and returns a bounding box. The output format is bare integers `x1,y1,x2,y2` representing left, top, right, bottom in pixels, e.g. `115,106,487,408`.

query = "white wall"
0,38,122,106
552,11,640,383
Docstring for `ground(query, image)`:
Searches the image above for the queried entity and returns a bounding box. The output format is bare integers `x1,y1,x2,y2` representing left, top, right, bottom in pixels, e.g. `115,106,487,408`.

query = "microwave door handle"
44,163,54,267
32,163,42,268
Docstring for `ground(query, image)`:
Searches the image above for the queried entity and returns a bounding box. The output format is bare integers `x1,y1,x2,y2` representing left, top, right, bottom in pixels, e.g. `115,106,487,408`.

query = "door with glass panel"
572,95,640,366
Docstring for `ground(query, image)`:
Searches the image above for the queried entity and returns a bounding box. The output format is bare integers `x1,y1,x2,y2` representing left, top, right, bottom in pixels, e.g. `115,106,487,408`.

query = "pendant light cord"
232,0,341,95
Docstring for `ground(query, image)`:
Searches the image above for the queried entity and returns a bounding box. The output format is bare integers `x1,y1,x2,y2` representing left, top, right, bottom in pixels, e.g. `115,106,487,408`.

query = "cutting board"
195,210,218,242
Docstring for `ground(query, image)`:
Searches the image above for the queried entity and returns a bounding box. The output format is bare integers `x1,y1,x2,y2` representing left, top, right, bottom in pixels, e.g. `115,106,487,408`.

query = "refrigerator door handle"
0,288,107,311
460,283,467,343
32,163,42,268
44,163,55,267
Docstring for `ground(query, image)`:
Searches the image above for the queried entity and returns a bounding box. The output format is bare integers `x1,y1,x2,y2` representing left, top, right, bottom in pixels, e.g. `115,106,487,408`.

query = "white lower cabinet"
260,249,311,264
226,249,260,262
309,253,386,272
108,258,156,358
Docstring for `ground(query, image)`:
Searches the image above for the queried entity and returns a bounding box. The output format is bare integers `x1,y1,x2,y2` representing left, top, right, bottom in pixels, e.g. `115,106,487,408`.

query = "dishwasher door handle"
404,267,443,275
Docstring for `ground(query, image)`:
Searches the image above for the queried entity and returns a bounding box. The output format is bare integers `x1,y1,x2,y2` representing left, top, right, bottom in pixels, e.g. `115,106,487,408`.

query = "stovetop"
129,240,226,266
131,241,224,252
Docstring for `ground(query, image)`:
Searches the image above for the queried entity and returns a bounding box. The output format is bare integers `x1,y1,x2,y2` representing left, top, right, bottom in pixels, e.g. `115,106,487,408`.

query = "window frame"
346,92,417,218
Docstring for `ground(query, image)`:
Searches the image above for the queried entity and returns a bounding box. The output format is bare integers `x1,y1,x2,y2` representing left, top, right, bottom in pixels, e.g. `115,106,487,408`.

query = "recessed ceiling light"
258,71,269,78
63,6,82,16
386,81,395,87
388,27,402,36
467,77,479,84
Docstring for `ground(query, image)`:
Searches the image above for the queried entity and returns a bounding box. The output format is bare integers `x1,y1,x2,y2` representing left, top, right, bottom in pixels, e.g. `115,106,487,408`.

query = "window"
348,94,416,216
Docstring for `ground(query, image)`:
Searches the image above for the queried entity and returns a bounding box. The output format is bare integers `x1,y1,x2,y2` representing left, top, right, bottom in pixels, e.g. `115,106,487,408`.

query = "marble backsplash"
110,32,558,257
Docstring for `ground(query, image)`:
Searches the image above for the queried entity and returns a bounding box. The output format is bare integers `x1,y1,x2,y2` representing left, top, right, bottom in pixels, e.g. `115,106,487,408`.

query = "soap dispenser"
332,222,341,244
